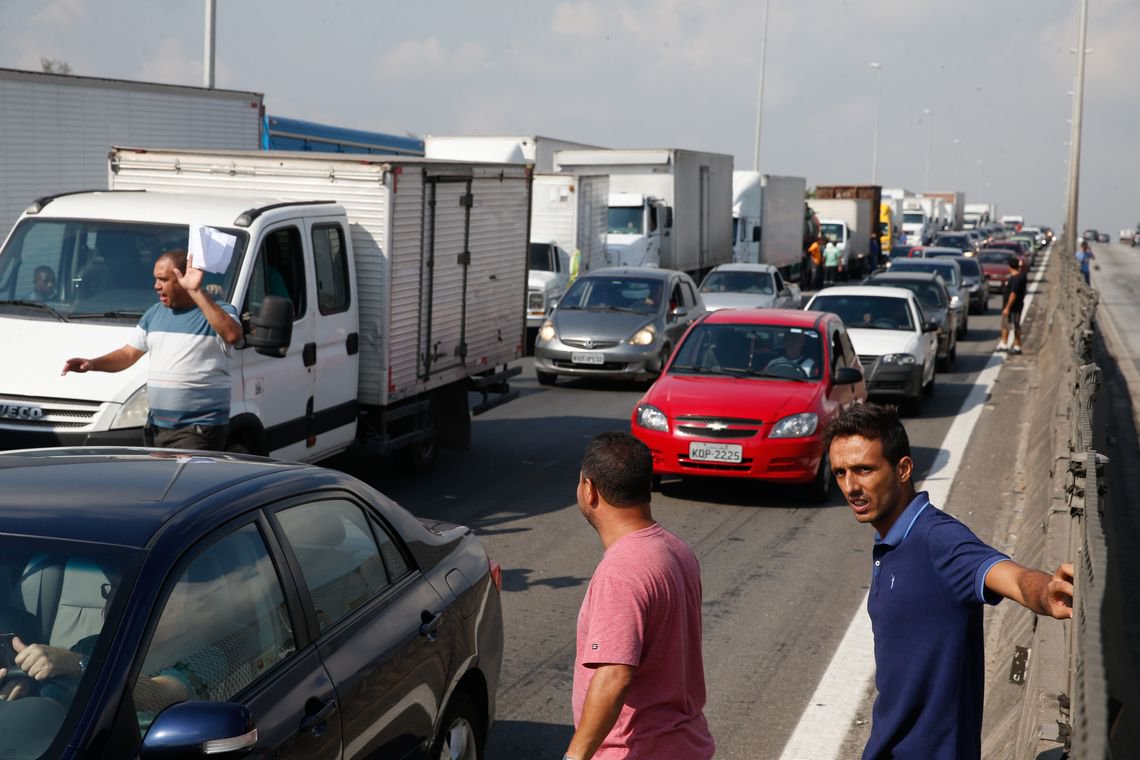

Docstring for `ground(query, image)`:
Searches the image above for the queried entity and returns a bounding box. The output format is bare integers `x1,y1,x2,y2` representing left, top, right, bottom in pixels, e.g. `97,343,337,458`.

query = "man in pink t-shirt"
565,432,715,760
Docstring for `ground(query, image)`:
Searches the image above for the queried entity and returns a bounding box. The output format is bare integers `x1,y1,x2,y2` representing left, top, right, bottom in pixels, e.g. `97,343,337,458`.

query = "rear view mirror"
923,321,941,333
141,701,256,760
835,366,863,385
244,295,293,357
670,306,689,319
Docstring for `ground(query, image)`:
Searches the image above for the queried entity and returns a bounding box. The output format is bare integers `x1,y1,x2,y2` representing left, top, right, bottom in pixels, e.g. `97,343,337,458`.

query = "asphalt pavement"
330,291,1022,759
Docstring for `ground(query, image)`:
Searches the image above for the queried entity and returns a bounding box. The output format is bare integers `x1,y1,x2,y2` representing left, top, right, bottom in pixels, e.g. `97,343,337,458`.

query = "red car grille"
677,456,754,472
676,425,757,439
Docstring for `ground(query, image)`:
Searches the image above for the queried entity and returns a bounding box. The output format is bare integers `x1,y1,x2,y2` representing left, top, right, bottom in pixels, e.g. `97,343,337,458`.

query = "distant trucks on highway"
963,202,997,230
731,171,806,283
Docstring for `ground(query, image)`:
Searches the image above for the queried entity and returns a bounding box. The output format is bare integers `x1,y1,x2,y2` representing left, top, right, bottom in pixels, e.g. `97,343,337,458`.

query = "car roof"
0,448,307,547
810,285,916,301
581,267,681,281
702,307,831,328
707,263,778,274
920,246,964,255
868,271,942,283
892,257,960,269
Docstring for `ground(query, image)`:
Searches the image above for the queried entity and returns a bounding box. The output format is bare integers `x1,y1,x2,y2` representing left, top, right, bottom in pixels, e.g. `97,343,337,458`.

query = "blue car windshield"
0,219,247,321
0,536,138,759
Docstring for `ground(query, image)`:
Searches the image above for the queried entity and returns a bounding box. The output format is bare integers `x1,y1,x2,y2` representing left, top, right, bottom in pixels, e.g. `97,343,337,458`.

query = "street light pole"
1064,0,1090,252
752,0,770,171
922,108,933,190
870,62,883,184
203,0,216,88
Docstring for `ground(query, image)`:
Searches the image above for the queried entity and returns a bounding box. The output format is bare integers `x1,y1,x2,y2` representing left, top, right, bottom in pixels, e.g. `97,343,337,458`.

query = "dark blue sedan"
0,448,503,759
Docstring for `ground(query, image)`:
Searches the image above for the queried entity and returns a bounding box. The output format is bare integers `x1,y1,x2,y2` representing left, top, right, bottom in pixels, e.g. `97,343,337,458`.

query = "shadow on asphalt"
488,720,573,757
500,567,588,593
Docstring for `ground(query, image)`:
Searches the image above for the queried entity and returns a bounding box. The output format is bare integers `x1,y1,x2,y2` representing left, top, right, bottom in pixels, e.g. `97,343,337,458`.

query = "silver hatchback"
533,268,705,384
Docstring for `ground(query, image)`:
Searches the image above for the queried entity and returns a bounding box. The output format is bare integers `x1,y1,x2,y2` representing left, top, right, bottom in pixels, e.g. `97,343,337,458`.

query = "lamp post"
1063,0,1090,253
922,108,933,190
752,0,770,171
869,62,883,184
203,0,216,88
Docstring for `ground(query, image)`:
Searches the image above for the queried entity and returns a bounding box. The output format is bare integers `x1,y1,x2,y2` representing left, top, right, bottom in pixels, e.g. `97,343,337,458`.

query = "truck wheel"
396,410,436,474
536,371,557,386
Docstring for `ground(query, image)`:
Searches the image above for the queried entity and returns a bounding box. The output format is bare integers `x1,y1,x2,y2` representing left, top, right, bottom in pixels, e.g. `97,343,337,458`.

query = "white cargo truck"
554,148,734,277
731,172,805,280
0,67,263,237
0,148,532,469
810,198,872,275
527,173,608,330
901,198,937,244
962,202,996,229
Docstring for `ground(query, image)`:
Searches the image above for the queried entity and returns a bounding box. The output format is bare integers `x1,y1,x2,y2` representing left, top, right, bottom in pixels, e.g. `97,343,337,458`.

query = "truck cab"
0,191,360,461
901,209,932,245
527,241,569,328
605,192,671,268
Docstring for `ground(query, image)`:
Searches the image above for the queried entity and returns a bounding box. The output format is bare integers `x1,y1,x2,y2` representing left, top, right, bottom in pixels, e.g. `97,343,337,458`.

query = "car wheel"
805,453,832,503
536,370,557,386
656,344,673,375
958,316,968,339
395,408,436,474
432,691,485,760
651,474,663,491
923,366,936,396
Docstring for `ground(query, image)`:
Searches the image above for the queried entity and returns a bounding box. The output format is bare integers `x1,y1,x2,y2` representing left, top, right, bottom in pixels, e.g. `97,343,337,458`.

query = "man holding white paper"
61,248,243,451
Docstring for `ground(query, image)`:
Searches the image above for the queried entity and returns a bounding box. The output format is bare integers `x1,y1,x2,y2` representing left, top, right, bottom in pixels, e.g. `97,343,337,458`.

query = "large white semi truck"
731,172,805,281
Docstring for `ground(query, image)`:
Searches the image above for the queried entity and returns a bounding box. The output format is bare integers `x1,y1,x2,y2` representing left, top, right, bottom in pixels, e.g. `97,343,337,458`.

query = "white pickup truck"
0,148,532,468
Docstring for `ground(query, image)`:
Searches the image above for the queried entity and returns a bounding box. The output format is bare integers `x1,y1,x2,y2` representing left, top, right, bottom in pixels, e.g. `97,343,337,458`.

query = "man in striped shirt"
62,249,243,451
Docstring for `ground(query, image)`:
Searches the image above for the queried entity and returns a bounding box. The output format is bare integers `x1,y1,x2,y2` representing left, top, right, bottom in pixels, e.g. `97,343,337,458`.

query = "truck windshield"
0,219,246,319
903,213,925,224
607,207,644,235
820,223,845,242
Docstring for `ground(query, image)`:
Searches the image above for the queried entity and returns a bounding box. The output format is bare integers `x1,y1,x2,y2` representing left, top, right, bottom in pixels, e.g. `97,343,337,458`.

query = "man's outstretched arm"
985,561,1074,619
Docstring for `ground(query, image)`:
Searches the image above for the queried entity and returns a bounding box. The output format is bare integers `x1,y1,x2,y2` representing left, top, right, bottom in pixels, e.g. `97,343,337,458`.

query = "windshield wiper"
0,299,68,322
587,305,642,313
745,369,808,382
70,310,144,320
669,364,715,374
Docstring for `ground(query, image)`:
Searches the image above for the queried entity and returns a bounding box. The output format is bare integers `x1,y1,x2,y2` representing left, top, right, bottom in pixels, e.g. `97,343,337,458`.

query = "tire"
431,691,485,760
651,474,663,492
536,370,557,386
922,366,936,397
805,453,832,503
958,315,968,339
395,408,436,474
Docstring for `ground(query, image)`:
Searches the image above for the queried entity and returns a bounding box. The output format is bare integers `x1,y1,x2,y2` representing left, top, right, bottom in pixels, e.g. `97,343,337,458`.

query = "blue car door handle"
300,698,338,735
419,610,443,640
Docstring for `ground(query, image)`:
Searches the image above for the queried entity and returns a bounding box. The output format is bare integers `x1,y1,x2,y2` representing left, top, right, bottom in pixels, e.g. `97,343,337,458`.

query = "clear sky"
1,0,1135,234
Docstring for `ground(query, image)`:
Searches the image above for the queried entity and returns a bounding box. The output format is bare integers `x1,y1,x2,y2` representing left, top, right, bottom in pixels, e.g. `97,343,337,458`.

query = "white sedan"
805,285,938,413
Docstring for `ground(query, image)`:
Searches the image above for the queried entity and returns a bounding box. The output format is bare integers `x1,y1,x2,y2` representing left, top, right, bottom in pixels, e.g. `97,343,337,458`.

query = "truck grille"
0,394,103,430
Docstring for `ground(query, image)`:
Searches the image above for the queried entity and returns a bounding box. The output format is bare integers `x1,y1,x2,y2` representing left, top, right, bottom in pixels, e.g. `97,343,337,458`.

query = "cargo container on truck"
263,114,424,156
527,173,608,333
923,191,966,230
0,67,264,238
963,202,996,229
425,134,600,172
0,148,532,470
731,171,805,280
554,148,734,277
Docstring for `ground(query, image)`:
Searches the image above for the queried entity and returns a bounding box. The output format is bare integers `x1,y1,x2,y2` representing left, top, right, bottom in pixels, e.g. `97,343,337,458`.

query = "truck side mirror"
244,295,293,357
664,207,674,229
752,226,761,242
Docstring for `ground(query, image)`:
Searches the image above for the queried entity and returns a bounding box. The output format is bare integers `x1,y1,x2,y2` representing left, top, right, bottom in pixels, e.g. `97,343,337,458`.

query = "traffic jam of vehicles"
0,66,1058,759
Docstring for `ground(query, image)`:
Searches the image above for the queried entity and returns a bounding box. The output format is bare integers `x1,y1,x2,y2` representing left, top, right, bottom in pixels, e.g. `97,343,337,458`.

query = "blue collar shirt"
863,491,1010,760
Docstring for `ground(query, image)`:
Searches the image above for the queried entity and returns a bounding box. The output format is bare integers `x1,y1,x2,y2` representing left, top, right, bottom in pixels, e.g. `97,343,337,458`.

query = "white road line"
778,246,1052,760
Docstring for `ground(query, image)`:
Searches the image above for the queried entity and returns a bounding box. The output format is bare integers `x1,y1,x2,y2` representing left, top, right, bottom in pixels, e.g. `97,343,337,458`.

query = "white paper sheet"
187,224,238,273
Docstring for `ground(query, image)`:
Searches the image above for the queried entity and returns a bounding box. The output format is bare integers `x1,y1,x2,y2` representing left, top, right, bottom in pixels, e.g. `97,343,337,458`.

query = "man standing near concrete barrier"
824,404,1074,760
998,257,1027,354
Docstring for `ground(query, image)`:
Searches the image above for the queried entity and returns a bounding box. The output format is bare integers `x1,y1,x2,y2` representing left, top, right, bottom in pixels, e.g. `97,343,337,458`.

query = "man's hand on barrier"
1044,562,1075,620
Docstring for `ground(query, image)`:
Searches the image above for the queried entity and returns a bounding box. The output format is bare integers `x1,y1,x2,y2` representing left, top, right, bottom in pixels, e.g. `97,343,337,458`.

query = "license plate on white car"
688,442,743,463
571,352,604,365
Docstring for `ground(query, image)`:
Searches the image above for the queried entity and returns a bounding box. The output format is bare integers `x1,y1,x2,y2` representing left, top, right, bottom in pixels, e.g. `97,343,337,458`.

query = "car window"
133,523,295,732
368,516,411,580
245,225,306,320
559,276,663,315
682,280,699,307
312,224,350,315
276,499,391,633
670,323,823,380
809,294,916,332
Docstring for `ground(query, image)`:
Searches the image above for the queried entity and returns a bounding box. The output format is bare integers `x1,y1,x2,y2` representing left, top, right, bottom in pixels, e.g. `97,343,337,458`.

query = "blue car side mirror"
141,701,256,759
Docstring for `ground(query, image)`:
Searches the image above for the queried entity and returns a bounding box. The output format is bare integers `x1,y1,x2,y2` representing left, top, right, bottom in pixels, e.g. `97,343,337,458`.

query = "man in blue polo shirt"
824,404,1074,760
62,249,243,451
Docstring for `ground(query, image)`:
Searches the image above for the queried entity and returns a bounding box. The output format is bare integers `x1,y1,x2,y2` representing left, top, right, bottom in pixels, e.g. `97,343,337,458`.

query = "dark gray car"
533,267,705,384
863,271,957,371
883,257,968,338
922,252,988,314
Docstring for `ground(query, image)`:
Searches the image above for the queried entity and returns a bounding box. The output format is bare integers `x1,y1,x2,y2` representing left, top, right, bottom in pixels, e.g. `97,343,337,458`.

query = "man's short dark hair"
158,249,188,274
822,403,911,466
1008,257,1021,272
581,431,653,507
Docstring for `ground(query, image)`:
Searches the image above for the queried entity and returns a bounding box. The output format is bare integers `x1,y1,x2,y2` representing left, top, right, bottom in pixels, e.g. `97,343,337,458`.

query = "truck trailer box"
810,198,873,273
731,171,804,274
0,147,531,464
923,191,966,231
425,135,601,172
0,67,263,236
554,148,734,276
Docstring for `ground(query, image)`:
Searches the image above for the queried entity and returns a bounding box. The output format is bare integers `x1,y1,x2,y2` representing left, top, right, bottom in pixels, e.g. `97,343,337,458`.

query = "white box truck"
902,198,937,244
0,67,263,236
553,148,734,277
425,134,600,172
731,172,805,280
528,173,608,329
810,198,872,275
0,148,532,469
962,203,995,229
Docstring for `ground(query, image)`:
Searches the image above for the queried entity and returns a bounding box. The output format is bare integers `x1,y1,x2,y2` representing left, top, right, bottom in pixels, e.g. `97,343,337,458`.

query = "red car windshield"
670,323,824,380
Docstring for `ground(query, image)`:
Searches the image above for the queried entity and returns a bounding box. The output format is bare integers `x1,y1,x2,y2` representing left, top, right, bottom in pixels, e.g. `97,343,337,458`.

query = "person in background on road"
569,247,582,285
808,236,824,290
566,432,715,760
823,238,843,286
23,265,57,301
869,233,882,269
997,257,1028,354
61,249,243,451
824,404,1074,760
1075,239,1095,286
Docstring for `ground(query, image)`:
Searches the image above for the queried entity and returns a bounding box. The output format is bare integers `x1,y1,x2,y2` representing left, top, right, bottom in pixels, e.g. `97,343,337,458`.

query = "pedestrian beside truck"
824,404,1074,760
823,238,843,286
61,250,243,451
566,432,715,760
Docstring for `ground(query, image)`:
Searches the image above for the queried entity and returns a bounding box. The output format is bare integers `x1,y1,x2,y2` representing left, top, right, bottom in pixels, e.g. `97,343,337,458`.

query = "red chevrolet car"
631,309,867,500
977,249,1019,293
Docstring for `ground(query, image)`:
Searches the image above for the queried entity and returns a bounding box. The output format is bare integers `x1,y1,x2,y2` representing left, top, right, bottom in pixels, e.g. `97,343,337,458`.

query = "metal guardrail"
1056,233,1111,759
